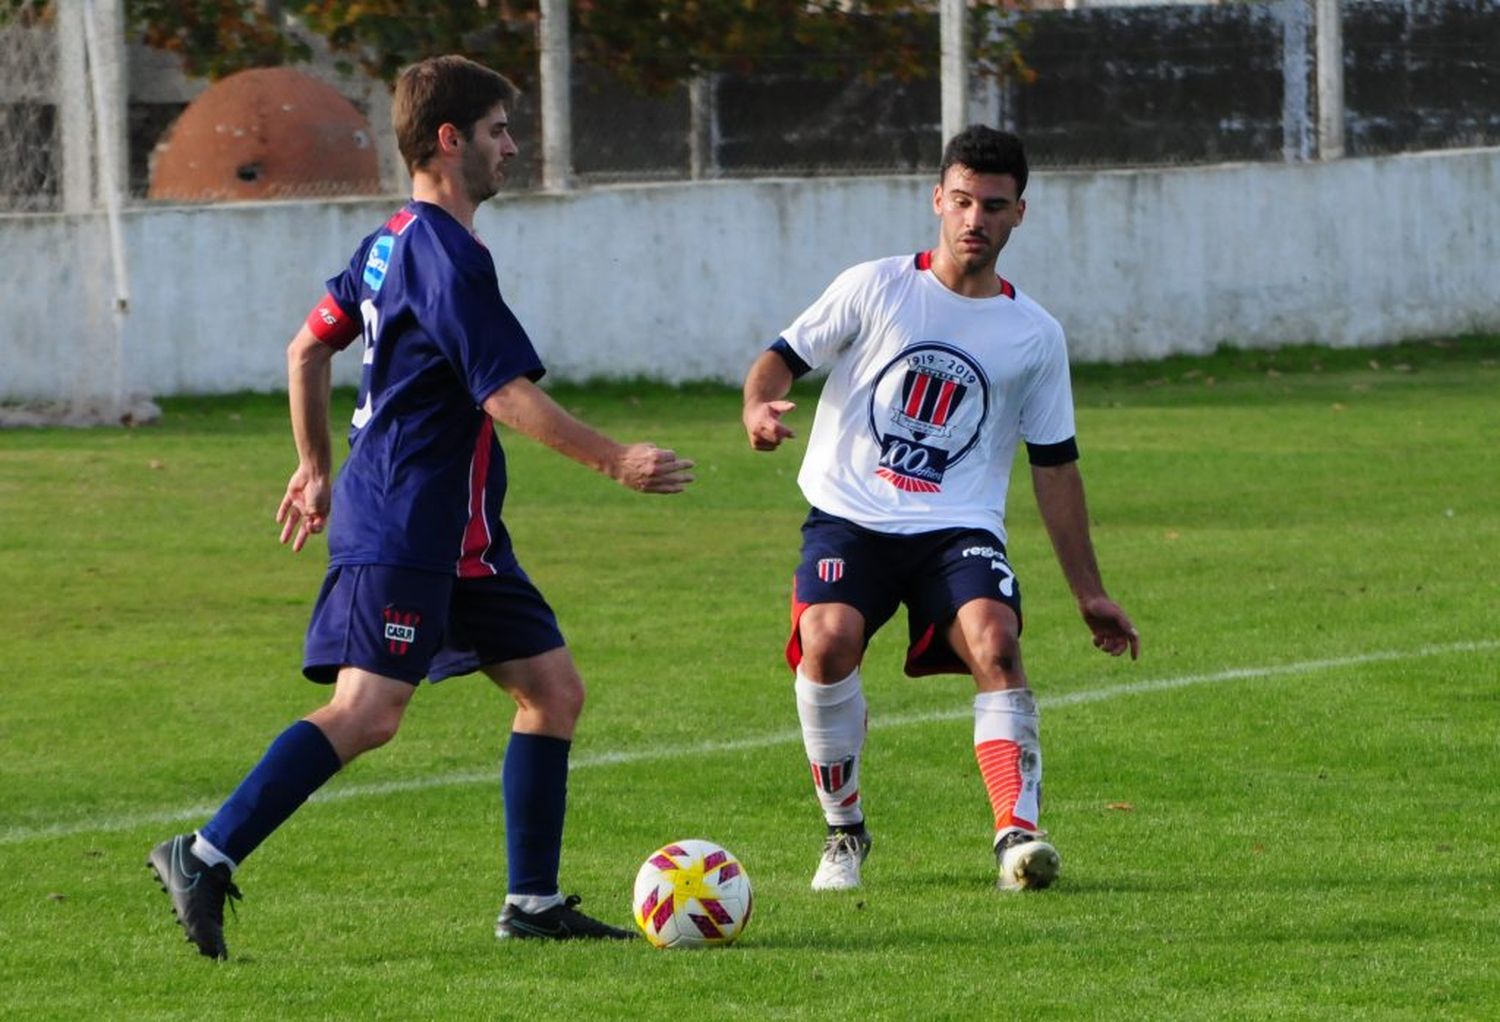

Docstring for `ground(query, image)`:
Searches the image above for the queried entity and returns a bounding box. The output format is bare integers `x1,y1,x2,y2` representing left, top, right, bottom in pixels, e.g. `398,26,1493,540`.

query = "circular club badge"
866,343,989,494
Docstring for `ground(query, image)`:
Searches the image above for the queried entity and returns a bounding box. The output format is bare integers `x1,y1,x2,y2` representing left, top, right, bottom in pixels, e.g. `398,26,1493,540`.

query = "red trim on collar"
914,250,1015,299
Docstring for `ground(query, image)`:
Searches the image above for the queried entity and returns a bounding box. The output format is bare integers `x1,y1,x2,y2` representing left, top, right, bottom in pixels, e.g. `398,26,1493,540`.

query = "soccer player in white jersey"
741,126,1139,892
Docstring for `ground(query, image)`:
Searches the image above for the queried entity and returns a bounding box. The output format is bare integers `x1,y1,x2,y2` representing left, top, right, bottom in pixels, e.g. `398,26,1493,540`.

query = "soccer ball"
632,839,753,949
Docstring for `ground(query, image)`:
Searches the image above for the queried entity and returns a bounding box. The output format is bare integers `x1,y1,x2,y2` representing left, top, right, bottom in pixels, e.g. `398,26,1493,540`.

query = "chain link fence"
2,0,1497,207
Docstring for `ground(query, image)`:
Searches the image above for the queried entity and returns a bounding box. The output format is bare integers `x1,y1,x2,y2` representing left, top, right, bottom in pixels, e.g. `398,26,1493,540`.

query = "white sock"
973,688,1042,840
191,832,238,873
795,667,867,828
505,892,564,914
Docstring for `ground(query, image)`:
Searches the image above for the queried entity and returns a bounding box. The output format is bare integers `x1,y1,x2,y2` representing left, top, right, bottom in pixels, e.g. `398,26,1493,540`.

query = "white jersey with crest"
780,252,1075,542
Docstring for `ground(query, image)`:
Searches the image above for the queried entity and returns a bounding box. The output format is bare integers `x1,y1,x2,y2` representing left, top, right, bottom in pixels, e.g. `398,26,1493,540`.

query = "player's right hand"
614,443,695,494
744,400,796,451
277,467,331,552
1080,595,1140,660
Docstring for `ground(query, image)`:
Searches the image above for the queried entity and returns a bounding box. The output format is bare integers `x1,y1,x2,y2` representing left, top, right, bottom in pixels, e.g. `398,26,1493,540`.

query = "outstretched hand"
1080,595,1140,659
276,466,330,552
744,400,797,451
613,444,695,494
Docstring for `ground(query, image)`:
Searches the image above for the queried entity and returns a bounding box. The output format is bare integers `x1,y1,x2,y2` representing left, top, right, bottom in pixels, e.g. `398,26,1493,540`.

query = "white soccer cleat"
811,829,871,891
995,830,1060,891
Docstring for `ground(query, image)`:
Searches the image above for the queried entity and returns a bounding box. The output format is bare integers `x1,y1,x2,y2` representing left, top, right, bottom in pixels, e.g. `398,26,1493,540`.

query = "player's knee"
798,621,863,680
555,674,586,723
361,701,408,750
531,671,585,725
330,703,403,755
974,628,1024,681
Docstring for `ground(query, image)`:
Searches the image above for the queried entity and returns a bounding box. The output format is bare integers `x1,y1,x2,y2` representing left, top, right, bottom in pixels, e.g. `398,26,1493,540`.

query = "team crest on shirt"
382,606,422,654
868,343,990,493
817,557,845,583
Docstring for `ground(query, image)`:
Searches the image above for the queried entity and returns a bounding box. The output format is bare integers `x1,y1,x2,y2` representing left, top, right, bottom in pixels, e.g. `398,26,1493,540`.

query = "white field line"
3,639,1495,847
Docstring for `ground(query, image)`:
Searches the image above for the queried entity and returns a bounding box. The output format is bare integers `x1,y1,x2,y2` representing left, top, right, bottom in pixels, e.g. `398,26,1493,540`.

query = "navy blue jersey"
309,201,544,575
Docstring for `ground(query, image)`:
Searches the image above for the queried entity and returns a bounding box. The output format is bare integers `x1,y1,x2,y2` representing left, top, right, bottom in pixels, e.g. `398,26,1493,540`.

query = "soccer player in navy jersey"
148,55,693,958
741,127,1137,894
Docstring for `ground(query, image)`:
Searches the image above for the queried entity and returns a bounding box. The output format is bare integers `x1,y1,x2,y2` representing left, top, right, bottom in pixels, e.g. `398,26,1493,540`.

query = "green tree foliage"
0,0,47,24
296,1,537,85
127,0,300,77
575,1,1032,96
8,1,1029,92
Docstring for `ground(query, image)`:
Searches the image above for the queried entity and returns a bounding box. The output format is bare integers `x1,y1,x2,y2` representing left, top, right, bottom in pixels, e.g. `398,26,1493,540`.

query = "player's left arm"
278,323,338,551
1031,460,1140,659
481,375,695,494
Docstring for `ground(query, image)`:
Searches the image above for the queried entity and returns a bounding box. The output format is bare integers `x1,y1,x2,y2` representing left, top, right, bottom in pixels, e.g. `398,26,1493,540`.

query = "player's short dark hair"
939,126,1029,196
393,56,519,173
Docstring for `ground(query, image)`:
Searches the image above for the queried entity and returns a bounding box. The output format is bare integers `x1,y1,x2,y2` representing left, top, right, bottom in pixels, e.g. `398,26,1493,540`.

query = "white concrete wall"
2,146,1496,402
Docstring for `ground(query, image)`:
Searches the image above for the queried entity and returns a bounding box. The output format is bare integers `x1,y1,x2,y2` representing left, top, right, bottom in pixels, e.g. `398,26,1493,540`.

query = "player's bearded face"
460,105,518,203
934,166,1025,273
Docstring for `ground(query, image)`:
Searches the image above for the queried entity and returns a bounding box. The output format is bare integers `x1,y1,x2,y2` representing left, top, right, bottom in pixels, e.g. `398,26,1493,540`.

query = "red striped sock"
975,739,1036,832
973,689,1041,835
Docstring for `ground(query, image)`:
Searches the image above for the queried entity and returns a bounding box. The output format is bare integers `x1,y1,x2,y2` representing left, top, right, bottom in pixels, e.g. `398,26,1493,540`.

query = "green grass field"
2,337,1497,1019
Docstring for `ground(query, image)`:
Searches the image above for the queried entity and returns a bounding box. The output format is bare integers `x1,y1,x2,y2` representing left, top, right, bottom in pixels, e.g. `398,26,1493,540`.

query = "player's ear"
932,183,943,216
1015,197,1026,225
437,122,462,155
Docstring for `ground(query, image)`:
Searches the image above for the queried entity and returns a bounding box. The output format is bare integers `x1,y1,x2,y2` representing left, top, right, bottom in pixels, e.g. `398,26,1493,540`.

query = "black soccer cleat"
495,894,635,941
147,834,242,959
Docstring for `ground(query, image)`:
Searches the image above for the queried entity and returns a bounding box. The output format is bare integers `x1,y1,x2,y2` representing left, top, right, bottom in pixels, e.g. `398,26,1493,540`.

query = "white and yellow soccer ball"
632,839,753,949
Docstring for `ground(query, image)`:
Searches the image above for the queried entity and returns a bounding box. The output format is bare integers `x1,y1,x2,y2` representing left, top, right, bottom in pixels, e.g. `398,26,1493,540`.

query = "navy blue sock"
199,720,343,866
502,732,571,896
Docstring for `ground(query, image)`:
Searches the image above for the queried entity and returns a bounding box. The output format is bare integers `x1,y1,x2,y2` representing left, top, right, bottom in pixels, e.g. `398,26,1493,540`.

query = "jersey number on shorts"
992,557,1016,598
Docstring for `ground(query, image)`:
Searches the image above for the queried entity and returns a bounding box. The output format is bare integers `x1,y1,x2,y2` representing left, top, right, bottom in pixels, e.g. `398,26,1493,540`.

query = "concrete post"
1315,0,1345,160
689,74,720,180
57,0,92,213
1281,0,1313,162
539,0,572,190
940,0,968,147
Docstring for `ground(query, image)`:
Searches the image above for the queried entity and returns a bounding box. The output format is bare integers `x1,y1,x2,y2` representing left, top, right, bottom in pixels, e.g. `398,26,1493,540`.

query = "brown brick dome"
150,67,380,201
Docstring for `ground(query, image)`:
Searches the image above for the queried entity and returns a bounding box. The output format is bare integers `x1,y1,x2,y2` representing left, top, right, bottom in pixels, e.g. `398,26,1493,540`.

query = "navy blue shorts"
787,508,1023,677
303,563,566,684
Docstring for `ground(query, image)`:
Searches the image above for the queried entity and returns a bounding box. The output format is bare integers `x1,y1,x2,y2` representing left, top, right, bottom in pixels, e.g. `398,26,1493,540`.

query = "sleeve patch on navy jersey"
770,337,812,379
1026,437,1079,466
306,293,361,350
